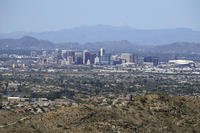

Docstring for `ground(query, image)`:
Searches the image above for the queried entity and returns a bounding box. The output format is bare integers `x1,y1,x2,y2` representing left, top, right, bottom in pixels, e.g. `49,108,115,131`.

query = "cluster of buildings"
0,48,198,70
38,48,116,65
37,48,159,67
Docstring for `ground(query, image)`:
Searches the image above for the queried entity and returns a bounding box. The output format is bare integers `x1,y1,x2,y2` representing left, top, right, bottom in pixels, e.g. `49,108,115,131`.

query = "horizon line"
0,24,199,34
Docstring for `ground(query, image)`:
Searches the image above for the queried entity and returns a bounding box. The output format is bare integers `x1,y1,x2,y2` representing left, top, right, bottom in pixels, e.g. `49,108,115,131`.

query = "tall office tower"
83,50,90,64
90,53,96,64
100,48,105,57
76,57,83,64
99,48,105,64
75,51,83,64
86,59,91,65
53,49,63,64
101,53,111,65
94,56,100,65
121,53,134,63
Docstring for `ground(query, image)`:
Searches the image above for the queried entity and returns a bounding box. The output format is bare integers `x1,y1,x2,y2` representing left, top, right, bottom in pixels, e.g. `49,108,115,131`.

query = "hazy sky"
0,0,200,33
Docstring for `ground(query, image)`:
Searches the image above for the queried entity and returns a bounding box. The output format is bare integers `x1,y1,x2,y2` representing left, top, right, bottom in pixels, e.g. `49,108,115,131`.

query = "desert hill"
0,93,200,133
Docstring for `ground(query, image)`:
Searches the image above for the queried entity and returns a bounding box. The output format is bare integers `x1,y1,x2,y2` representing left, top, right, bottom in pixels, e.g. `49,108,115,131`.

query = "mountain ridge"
0,36,54,50
0,25,200,45
0,36,200,55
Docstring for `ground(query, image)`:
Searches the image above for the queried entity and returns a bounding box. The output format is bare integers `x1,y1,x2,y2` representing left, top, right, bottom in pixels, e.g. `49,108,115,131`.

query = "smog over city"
0,0,200,132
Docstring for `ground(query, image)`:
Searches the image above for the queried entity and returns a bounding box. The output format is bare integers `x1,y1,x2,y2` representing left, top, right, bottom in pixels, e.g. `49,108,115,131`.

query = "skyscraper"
100,48,105,57
75,51,83,64
94,56,100,65
101,54,111,65
83,50,90,64
99,48,105,64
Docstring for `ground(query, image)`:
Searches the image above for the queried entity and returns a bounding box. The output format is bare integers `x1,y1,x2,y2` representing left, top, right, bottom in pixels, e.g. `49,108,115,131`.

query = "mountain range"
1,36,200,55
0,25,200,45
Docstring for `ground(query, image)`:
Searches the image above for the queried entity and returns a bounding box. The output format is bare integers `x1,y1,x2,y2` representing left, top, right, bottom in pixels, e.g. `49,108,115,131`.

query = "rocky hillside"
0,36,54,50
0,93,200,133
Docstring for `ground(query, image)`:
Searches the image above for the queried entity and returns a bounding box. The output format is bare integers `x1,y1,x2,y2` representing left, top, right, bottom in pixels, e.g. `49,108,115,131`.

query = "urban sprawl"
0,48,200,115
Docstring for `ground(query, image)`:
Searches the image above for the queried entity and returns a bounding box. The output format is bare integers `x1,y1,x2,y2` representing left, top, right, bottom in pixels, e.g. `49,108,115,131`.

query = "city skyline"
1,1,200,132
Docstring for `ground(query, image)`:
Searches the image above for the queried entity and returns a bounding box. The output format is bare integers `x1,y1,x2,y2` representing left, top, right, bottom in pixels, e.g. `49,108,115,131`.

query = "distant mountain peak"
0,36,54,50
20,36,38,41
0,25,200,44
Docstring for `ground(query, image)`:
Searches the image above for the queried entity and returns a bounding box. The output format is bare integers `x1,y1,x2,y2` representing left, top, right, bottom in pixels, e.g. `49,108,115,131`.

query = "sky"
0,0,200,33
